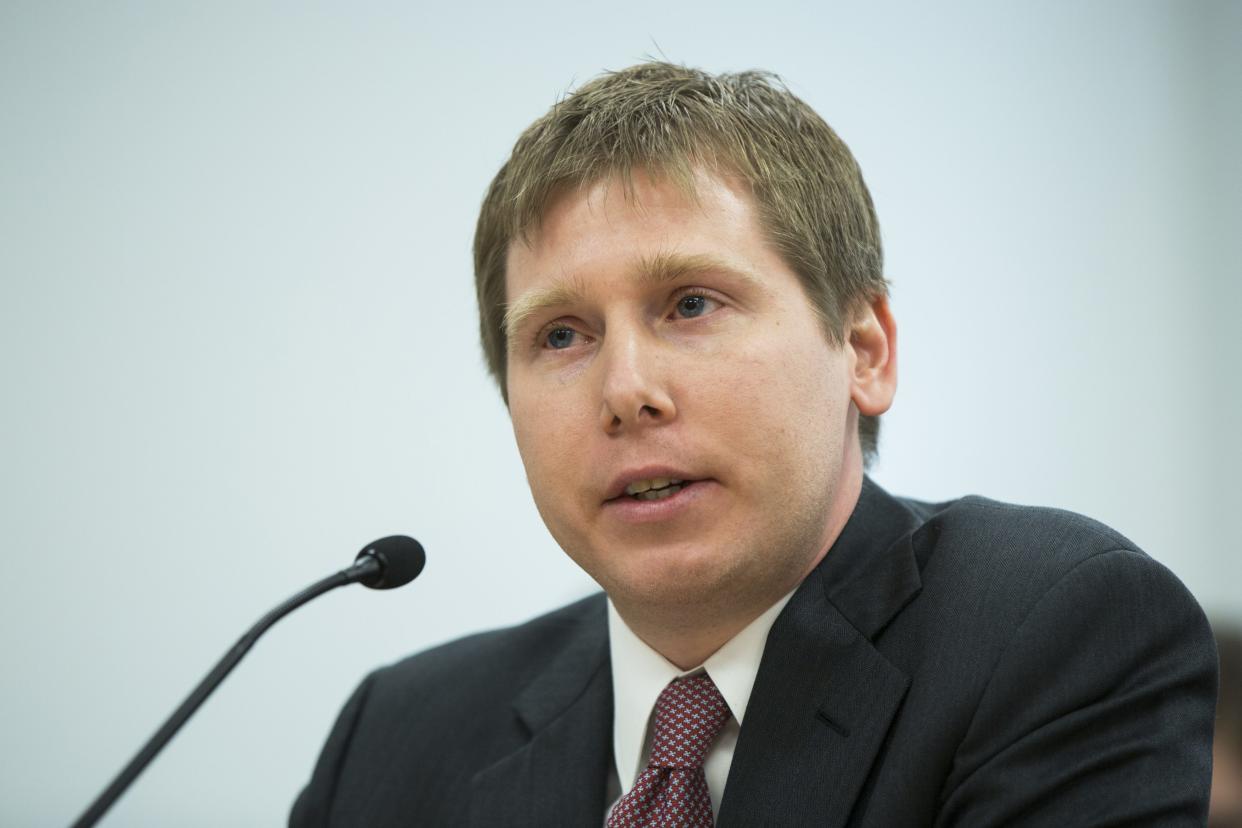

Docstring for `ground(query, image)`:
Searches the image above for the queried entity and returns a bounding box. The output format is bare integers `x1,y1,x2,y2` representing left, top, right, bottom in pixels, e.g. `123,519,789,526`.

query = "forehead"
503,169,766,302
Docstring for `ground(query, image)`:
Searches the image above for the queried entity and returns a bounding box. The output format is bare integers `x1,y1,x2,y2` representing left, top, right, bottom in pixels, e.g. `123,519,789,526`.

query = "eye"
544,327,578,350
673,293,719,319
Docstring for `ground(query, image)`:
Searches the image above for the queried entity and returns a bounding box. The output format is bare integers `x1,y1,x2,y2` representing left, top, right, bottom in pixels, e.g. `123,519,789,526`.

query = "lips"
600,474,718,525
603,467,704,503
626,478,685,500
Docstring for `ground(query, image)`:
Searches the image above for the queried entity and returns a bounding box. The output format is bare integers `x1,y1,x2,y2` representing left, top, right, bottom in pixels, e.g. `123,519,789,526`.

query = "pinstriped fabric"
607,674,731,827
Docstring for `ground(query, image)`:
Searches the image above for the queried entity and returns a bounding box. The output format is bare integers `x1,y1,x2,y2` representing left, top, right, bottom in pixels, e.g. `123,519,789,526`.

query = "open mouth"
623,478,692,501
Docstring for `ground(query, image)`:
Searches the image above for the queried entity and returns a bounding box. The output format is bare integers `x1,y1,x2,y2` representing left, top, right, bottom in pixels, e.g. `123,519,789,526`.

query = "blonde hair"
474,61,887,461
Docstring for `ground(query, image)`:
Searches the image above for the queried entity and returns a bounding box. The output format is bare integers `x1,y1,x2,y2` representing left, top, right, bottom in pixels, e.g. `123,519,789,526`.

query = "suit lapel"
717,478,923,828
469,598,613,828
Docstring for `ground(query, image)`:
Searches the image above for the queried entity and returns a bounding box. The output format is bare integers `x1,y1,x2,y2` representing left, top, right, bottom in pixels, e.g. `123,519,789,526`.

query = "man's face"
504,169,872,623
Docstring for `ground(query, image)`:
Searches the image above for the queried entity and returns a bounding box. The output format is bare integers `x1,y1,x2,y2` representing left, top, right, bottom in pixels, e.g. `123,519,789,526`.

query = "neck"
626,610,763,672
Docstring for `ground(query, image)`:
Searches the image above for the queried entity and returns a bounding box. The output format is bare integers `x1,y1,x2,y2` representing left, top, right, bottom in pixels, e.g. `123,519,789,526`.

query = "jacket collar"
819,475,925,638
470,596,613,827
717,476,924,828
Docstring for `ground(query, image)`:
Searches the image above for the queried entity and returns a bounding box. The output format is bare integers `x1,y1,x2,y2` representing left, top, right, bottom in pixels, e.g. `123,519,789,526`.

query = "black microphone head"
354,535,425,589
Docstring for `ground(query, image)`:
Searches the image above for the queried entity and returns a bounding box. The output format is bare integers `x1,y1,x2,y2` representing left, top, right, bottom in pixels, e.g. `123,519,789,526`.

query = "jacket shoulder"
368,591,607,705
870,491,1216,824
902,492,1146,588
881,490,1206,703
290,593,608,827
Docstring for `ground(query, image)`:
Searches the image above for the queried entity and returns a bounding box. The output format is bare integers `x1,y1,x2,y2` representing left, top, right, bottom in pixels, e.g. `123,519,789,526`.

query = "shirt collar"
607,590,795,789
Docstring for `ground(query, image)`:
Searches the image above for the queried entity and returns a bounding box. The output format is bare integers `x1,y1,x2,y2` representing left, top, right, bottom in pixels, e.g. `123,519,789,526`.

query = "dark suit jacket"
290,479,1217,826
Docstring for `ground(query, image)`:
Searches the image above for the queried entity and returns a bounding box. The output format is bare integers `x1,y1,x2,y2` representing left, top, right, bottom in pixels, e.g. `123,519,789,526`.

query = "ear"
847,295,897,417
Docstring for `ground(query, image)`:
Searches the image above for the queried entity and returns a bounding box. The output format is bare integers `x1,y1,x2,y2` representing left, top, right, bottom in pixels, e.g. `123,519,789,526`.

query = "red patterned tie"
608,674,732,827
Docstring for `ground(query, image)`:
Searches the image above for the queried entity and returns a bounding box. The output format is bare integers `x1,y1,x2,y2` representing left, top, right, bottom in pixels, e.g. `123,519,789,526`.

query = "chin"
596,540,754,606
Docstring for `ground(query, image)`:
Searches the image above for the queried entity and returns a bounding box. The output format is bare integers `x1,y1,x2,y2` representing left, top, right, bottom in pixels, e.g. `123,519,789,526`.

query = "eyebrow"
503,252,763,350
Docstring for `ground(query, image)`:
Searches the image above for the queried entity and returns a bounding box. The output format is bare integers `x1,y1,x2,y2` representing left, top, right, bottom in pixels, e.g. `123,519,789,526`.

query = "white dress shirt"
604,591,796,821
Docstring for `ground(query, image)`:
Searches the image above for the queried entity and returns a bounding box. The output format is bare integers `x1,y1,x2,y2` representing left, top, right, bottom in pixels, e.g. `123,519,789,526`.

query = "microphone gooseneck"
71,536,426,828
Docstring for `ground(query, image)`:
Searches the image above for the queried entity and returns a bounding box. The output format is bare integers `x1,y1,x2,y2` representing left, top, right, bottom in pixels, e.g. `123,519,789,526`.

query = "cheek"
706,330,846,429
510,400,553,477
508,390,599,558
709,346,848,500
509,384,587,491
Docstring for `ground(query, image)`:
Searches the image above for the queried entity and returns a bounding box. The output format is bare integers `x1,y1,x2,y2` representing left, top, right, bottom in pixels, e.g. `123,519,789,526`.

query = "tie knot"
648,674,731,769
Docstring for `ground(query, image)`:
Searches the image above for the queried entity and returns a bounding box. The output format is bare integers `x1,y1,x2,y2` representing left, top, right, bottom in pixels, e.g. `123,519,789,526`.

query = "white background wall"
2,2,1238,825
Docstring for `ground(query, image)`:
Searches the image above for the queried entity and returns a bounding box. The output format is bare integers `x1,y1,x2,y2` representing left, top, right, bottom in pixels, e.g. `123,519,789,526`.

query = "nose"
598,328,676,434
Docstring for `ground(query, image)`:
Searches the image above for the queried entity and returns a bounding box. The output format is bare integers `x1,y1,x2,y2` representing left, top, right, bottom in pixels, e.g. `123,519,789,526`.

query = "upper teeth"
625,477,683,495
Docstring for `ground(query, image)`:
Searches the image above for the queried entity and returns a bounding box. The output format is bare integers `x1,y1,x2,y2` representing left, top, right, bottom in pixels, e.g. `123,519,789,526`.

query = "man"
291,62,1217,826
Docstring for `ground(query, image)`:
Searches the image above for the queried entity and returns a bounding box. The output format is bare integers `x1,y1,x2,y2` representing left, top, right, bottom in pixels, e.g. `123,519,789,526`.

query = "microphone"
353,534,426,589
71,536,426,828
